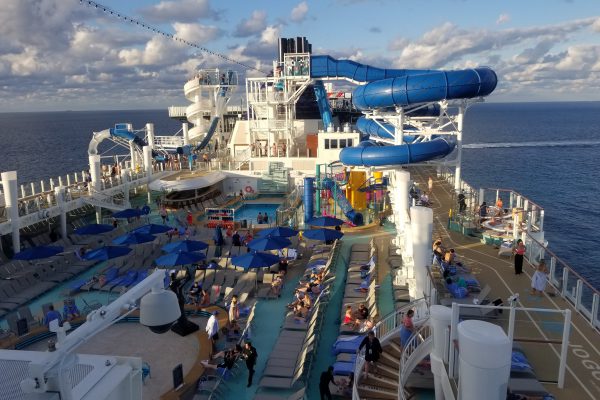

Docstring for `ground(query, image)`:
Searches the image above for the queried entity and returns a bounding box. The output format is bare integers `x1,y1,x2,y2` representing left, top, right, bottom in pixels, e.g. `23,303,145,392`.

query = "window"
324,139,330,149
339,139,347,148
330,139,338,149
347,139,353,147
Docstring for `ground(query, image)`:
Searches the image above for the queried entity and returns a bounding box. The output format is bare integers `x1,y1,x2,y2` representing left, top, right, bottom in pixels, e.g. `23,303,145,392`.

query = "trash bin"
241,219,248,229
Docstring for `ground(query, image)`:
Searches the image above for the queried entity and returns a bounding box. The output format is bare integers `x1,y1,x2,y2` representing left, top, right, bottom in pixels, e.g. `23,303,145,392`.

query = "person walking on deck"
319,366,335,400
243,341,258,387
513,239,526,275
531,260,548,296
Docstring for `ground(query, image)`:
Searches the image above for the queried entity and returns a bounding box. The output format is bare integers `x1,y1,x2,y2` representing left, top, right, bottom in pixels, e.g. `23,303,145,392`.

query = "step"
385,341,403,358
380,352,400,370
376,361,399,379
358,383,398,400
363,372,398,389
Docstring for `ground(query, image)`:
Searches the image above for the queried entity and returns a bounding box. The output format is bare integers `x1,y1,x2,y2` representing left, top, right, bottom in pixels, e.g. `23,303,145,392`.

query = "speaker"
17,318,29,336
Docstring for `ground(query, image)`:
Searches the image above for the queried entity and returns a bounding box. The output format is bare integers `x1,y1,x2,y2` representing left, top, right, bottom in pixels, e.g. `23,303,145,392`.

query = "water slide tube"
310,56,497,167
321,177,363,225
88,125,159,158
313,80,333,129
195,89,229,152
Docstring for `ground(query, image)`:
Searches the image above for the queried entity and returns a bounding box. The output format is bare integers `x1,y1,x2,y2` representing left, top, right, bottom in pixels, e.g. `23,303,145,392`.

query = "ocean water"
0,103,598,288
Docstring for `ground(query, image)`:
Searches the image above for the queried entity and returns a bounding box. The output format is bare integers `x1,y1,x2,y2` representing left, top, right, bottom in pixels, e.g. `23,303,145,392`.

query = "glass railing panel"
579,283,595,318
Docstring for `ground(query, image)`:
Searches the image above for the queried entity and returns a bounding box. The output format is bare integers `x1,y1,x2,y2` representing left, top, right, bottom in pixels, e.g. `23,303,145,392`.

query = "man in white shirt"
205,311,219,355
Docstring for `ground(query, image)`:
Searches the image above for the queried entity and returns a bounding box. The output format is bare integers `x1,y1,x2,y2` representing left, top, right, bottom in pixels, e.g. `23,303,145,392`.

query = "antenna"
79,0,267,74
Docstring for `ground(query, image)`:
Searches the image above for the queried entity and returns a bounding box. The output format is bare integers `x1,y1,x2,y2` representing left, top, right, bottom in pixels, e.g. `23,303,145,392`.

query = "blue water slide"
304,177,315,223
356,117,419,142
195,116,221,151
321,177,363,226
313,80,333,128
110,124,160,157
309,55,497,167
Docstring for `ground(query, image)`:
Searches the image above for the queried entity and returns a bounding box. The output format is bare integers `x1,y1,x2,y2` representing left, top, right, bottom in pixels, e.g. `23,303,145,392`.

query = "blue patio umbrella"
13,245,64,260
74,223,114,235
133,224,172,234
155,251,206,267
257,227,298,238
112,208,143,219
231,251,280,270
307,216,345,227
112,232,157,245
162,239,209,253
247,236,291,251
302,228,344,241
83,246,132,261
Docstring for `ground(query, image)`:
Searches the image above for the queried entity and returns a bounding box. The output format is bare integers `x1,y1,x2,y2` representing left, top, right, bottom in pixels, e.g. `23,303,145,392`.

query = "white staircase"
81,189,130,211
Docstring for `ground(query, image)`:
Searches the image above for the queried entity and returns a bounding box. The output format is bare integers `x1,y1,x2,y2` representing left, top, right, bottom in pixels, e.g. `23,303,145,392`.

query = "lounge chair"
253,387,305,400
110,270,139,292
332,335,365,355
18,306,41,329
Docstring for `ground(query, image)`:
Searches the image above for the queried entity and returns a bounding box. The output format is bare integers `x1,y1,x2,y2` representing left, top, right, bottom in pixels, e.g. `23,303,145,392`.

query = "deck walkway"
409,166,600,400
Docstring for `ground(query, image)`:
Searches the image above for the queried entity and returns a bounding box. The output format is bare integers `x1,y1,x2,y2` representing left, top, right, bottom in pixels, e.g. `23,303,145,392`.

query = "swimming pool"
234,203,281,225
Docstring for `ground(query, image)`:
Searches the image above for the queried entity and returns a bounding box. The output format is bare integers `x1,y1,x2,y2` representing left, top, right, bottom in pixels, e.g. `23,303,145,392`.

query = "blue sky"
0,0,599,111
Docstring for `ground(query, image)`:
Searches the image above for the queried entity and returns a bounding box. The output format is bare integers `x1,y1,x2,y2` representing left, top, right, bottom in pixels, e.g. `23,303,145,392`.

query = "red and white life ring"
245,186,254,193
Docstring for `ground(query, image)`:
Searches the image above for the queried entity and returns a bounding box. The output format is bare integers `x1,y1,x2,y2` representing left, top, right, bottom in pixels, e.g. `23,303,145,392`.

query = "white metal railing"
154,135,185,149
167,106,187,118
352,298,429,400
525,232,600,329
398,321,433,400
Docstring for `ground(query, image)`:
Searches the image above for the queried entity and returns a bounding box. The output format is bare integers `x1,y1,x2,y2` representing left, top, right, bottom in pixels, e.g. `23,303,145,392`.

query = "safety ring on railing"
245,186,254,193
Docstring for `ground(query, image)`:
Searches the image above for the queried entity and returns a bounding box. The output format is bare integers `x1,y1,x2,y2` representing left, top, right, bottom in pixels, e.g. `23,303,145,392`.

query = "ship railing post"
561,267,569,297
2,171,21,252
20,184,26,199
549,257,557,286
558,309,571,388
575,280,583,311
449,303,459,379
30,182,36,197
591,293,599,328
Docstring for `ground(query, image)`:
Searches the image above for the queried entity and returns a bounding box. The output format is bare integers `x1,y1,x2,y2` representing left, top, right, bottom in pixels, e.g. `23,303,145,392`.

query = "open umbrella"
155,251,206,267
83,246,132,261
307,216,344,227
257,227,298,238
231,251,280,270
162,239,209,253
302,228,344,241
112,208,143,219
247,236,291,251
74,223,114,235
13,245,64,260
133,224,172,234
112,232,157,245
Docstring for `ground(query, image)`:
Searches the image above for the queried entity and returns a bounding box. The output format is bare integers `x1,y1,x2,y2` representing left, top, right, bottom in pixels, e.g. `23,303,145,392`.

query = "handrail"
352,298,429,400
399,321,433,400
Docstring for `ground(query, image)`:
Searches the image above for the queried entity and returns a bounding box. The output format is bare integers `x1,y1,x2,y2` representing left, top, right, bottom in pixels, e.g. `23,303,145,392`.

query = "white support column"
410,206,433,299
182,123,189,146
457,320,511,400
394,108,405,145
20,184,26,198
396,170,411,230
54,186,68,240
143,146,153,177
88,155,102,192
121,168,131,206
2,171,21,253
129,142,137,172
454,105,464,192
430,305,453,400
146,123,155,149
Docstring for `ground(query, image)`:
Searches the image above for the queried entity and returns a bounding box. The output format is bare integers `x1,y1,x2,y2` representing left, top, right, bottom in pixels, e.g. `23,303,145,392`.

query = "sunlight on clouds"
291,2,309,23
233,10,267,37
496,13,510,25
172,22,221,43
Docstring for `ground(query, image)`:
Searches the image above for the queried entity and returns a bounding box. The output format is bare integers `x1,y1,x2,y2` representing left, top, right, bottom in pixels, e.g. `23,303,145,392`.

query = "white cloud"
172,22,222,44
139,0,219,23
291,2,309,23
233,10,267,37
496,13,510,25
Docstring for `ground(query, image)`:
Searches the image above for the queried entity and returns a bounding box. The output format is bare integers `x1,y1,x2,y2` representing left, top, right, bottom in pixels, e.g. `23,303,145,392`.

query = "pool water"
234,204,280,225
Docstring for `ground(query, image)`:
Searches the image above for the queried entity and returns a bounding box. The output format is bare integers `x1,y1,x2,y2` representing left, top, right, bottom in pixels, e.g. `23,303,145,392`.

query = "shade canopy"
74,223,114,235
133,224,172,234
307,216,344,227
83,246,132,261
247,236,291,251
155,251,206,267
112,208,143,219
231,251,280,270
13,245,64,260
302,228,344,241
162,239,209,253
257,227,298,238
112,232,157,245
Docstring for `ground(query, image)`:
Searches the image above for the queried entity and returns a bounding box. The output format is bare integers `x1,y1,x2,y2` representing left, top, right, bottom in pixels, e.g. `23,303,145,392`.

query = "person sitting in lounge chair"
63,299,81,321
201,344,242,371
189,282,201,305
343,305,359,329
287,289,305,309
200,289,211,307
294,301,309,322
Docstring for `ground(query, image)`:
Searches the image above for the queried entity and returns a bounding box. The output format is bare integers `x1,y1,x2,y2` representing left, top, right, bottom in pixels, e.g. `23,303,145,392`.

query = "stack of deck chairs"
331,239,380,381
255,240,341,393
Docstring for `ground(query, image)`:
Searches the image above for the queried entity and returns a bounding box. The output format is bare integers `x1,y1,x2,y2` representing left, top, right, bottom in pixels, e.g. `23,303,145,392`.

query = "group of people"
342,303,373,331
250,141,287,157
256,212,269,224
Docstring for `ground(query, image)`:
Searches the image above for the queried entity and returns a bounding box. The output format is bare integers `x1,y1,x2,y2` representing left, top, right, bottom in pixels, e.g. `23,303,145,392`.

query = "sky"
0,0,599,111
